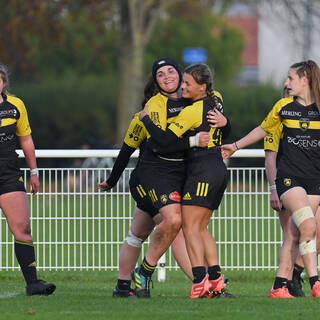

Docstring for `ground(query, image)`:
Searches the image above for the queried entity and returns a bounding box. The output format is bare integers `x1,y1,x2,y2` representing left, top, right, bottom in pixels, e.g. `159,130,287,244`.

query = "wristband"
269,184,276,191
30,168,39,176
234,141,239,150
189,132,201,148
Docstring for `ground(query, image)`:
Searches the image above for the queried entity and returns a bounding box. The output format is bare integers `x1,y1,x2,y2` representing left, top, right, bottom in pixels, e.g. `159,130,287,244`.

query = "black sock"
293,263,304,276
140,257,156,277
273,277,288,290
309,276,319,289
117,279,131,291
14,240,37,285
192,266,206,284
208,265,221,280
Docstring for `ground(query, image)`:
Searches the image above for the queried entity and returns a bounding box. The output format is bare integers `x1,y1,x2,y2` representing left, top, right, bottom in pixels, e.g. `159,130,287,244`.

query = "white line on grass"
0,292,20,299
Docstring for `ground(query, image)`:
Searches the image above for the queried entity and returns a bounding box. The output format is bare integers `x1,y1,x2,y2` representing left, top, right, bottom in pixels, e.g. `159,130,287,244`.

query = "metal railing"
0,149,285,274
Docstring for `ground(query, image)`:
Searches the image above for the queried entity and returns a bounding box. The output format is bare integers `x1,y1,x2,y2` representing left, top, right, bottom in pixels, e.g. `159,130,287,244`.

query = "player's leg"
182,205,213,299
281,189,320,297
113,207,156,297
0,191,55,296
171,228,192,280
132,203,182,298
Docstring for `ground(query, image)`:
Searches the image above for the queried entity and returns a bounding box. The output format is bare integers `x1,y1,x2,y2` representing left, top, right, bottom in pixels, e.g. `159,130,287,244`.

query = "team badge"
283,178,291,187
160,194,168,204
169,191,181,202
299,118,310,131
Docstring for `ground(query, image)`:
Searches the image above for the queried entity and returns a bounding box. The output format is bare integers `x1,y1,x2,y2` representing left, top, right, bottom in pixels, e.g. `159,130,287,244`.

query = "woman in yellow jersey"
0,64,55,296
220,60,320,298
139,63,234,299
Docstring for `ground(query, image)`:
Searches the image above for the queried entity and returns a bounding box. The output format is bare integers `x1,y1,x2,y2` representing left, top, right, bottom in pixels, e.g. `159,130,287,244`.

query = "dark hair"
152,57,182,94
290,60,320,111
140,75,159,109
184,63,220,108
0,63,10,95
282,86,290,98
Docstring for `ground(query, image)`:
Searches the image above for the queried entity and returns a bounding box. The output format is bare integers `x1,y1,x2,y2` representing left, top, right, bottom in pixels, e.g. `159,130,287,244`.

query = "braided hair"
184,64,220,110
291,60,320,112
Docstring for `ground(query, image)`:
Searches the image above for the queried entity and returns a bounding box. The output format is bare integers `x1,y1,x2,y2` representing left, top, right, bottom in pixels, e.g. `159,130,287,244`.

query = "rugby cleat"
209,274,236,298
311,280,320,297
288,276,305,297
189,276,213,299
26,279,56,296
112,285,136,298
131,267,153,298
269,285,294,298
210,274,227,293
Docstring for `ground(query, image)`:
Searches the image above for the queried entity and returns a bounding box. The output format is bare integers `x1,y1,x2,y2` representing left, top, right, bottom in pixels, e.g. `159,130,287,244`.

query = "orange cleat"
269,286,294,298
189,276,213,299
311,281,320,297
210,275,227,294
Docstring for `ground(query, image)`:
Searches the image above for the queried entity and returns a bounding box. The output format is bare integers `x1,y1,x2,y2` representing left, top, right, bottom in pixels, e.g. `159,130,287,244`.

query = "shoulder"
147,93,166,105
273,97,294,110
213,90,223,102
7,95,25,109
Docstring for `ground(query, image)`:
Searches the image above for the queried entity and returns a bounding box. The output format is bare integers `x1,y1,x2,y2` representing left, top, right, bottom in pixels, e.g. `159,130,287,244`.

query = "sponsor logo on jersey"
168,107,184,113
183,192,191,200
160,194,168,204
281,110,302,117
169,191,181,202
284,178,291,187
299,118,310,131
287,136,320,148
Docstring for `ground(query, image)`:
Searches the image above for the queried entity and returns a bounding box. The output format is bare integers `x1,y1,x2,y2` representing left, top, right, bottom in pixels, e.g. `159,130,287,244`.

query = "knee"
12,222,31,240
162,215,181,233
125,230,146,248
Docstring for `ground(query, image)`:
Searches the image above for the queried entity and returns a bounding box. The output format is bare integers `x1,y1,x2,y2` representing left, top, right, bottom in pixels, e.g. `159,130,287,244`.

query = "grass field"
0,270,319,320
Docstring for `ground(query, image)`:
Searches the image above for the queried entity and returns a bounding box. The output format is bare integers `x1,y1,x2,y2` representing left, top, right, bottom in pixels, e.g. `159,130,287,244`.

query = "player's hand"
270,189,282,211
207,109,227,128
198,131,210,147
221,143,237,159
30,174,40,195
139,103,149,120
98,181,112,192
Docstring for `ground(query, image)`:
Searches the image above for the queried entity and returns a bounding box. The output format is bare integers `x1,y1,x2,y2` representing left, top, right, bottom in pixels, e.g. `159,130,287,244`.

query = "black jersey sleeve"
220,117,231,140
142,116,178,147
106,143,136,187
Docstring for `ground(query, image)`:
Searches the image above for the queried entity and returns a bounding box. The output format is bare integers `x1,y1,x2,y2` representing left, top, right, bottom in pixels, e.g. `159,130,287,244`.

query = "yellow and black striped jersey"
0,93,31,158
169,91,224,149
144,92,191,159
123,113,147,149
261,96,320,178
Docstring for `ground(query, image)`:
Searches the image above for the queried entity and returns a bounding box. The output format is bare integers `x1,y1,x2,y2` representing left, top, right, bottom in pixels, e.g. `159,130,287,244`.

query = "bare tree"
116,0,176,143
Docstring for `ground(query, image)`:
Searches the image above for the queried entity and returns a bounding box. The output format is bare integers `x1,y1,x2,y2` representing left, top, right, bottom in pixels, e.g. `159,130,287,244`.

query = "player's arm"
98,143,136,191
265,150,282,211
19,134,39,195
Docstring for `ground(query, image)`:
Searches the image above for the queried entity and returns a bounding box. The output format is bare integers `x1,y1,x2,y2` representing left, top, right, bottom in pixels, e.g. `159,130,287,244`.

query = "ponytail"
291,60,320,112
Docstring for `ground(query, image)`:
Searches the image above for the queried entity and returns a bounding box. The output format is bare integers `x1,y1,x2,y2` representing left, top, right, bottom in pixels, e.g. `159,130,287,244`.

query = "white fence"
1,149,285,272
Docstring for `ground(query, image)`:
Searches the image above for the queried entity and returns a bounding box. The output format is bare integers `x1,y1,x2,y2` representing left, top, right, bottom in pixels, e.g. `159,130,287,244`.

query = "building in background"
226,0,320,87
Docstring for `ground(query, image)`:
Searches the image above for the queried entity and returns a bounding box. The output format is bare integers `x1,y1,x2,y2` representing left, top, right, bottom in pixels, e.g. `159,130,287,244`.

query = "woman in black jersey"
139,63,234,299
98,75,209,297
131,58,218,298
0,64,55,296
221,60,320,298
